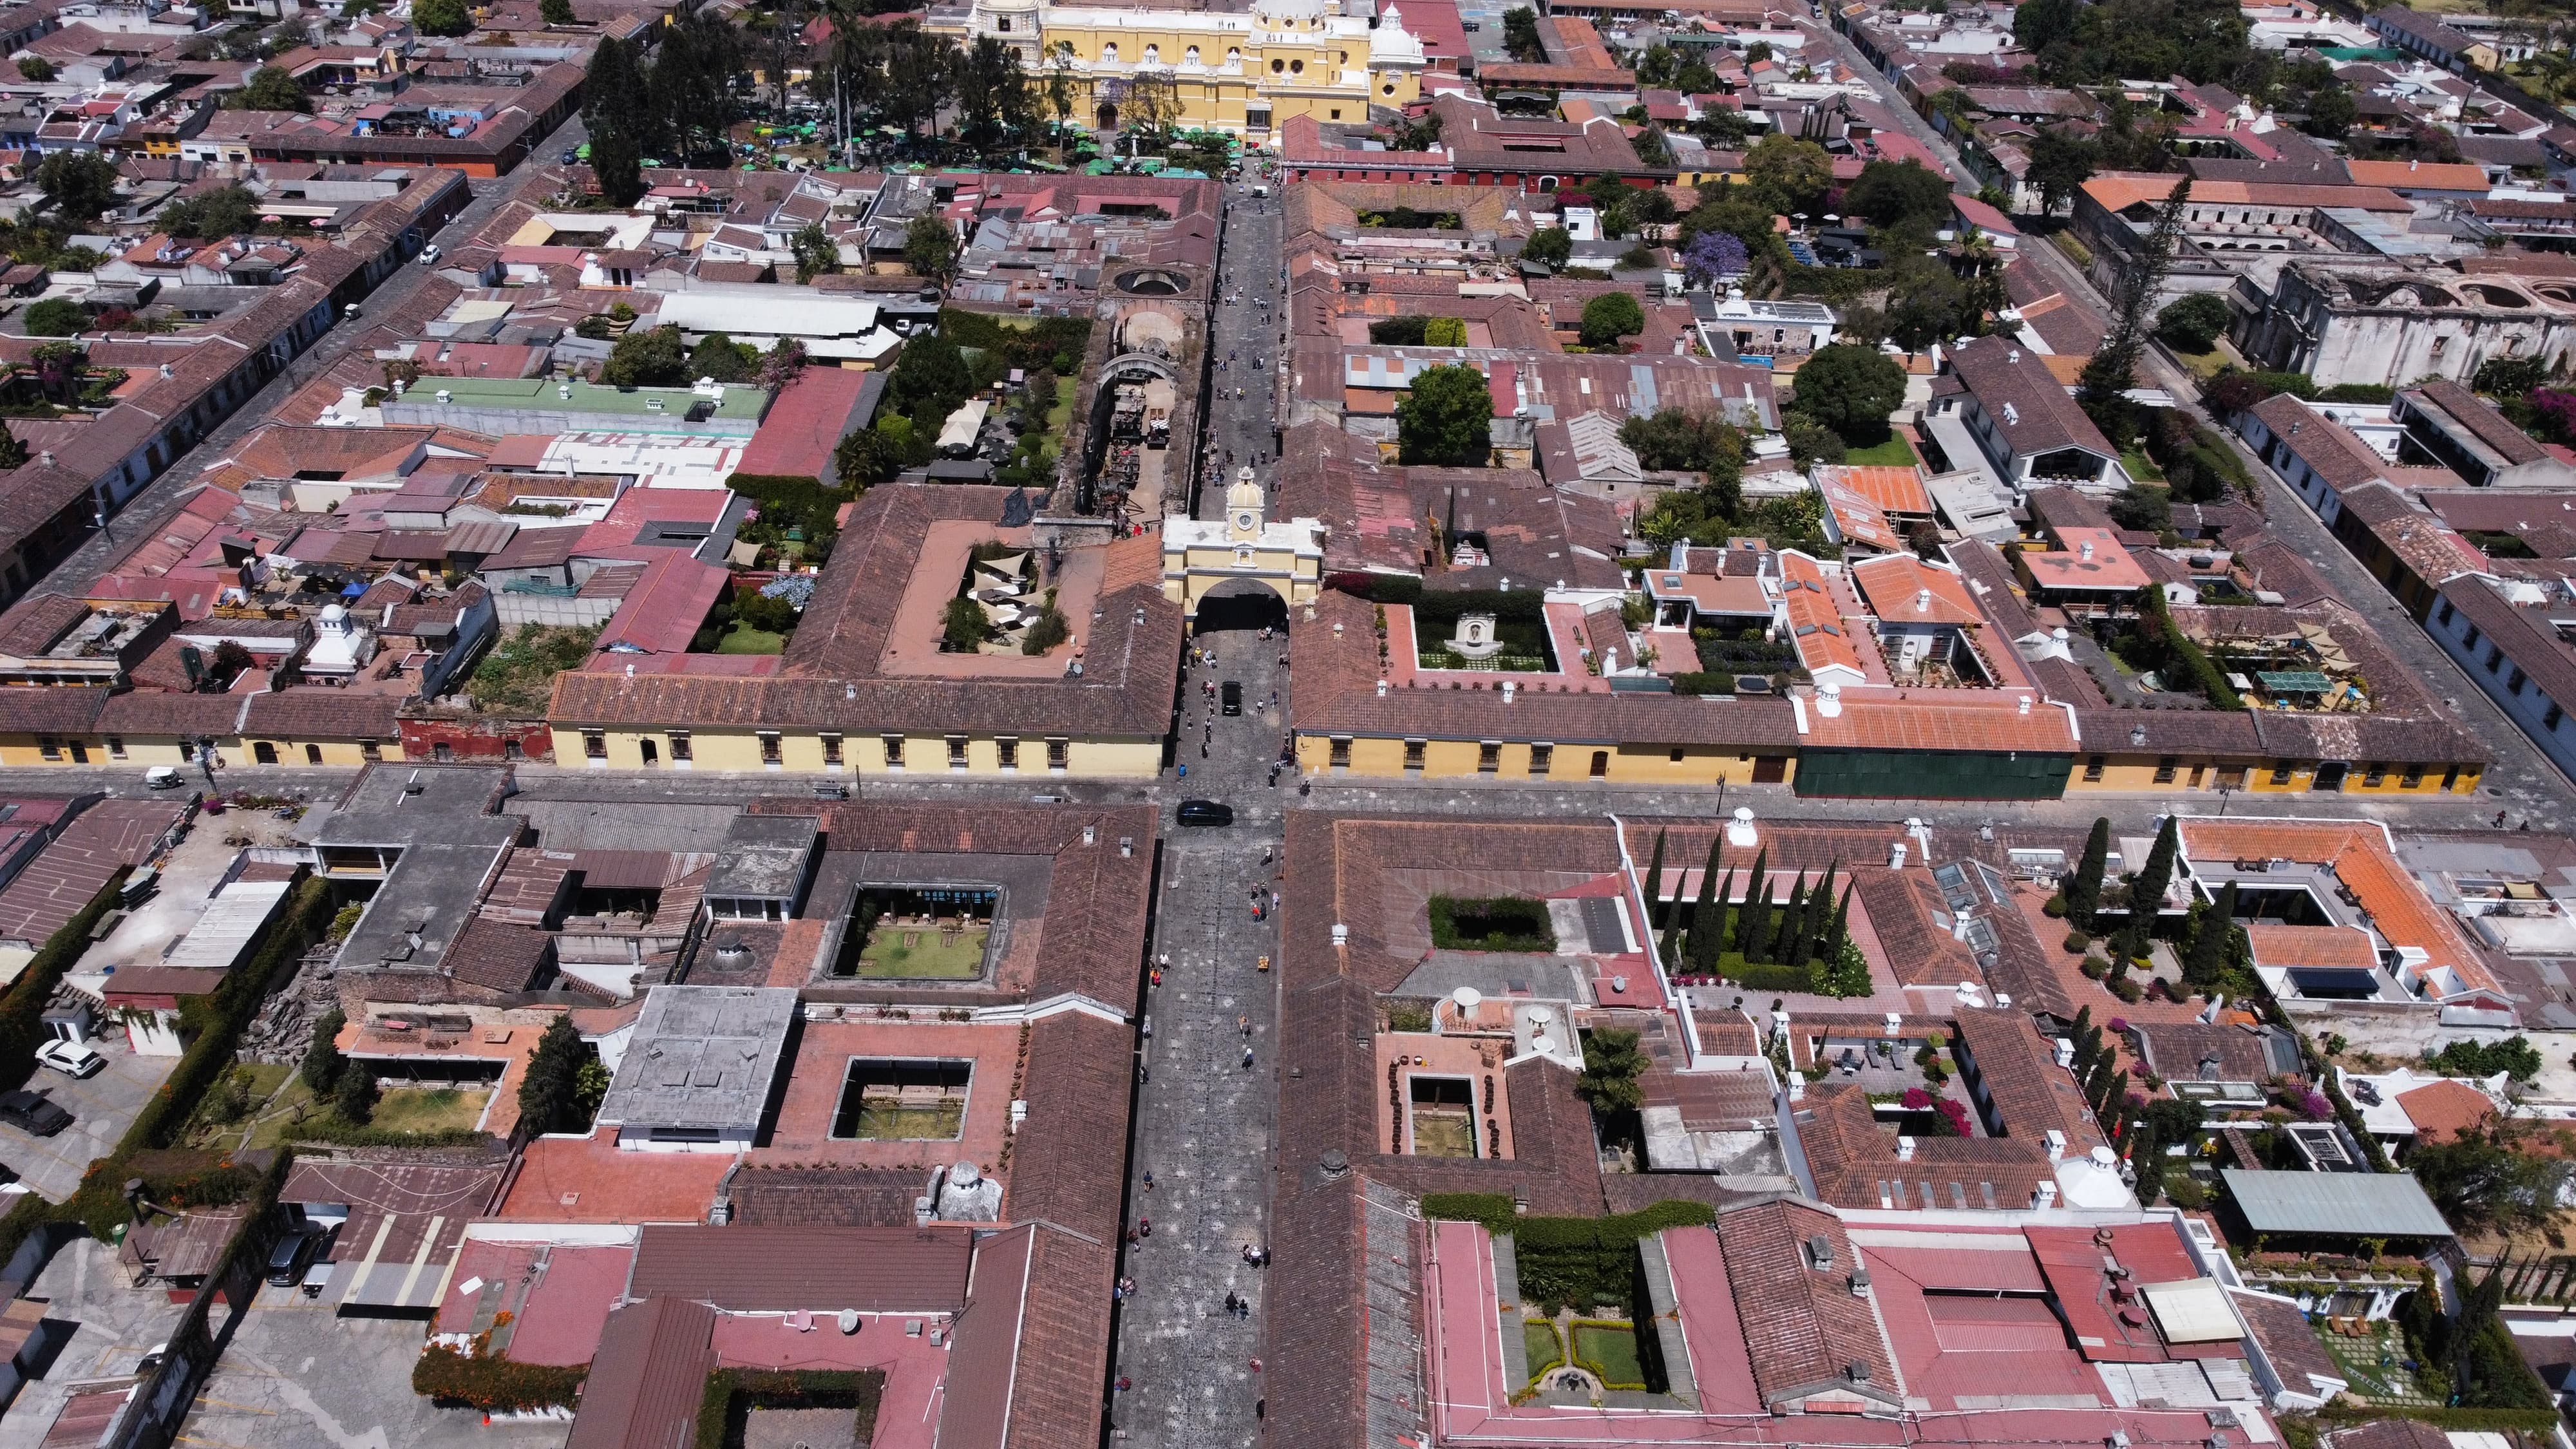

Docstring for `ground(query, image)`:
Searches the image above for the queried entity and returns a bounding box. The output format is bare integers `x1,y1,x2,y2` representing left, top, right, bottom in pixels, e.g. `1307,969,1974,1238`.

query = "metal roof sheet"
2218,1168,2454,1238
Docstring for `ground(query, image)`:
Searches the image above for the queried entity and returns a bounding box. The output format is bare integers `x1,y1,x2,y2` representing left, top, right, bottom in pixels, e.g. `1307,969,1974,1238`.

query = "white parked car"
419,243,442,264
35,1039,102,1079
144,765,185,790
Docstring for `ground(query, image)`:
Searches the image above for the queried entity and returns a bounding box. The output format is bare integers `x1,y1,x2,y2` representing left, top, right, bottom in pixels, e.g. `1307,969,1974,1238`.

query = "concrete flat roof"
597,985,799,1137
705,815,819,902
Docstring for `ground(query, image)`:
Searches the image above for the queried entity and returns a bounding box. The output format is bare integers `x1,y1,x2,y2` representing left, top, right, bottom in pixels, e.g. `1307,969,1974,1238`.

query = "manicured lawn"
1047,374,1076,432
2120,448,2165,483
1842,433,1918,468
371,1087,491,1135
1573,1321,1644,1387
2168,344,2228,381
714,623,786,654
1523,1320,1564,1383
857,924,989,978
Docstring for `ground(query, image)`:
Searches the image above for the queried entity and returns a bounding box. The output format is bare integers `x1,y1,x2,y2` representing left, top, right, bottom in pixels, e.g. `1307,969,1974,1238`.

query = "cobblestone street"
1108,169,1291,1449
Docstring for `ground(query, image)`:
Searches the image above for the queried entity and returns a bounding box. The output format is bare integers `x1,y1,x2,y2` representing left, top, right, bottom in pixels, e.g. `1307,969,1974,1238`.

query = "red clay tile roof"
626,1224,973,1312
564,1295,717,1449
1716,1196,1902,1408
2395,1077,2495,1144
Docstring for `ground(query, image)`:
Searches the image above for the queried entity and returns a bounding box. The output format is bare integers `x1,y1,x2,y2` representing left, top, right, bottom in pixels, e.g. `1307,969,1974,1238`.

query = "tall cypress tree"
2067,817,2110,929
2184,879,2237,987
1683,836,1721,966
1741,852,1777,965
1733,848,1768,958
1643,829,1669,935
2130,815,2179,933
1695,871,1732,975
1780,875,1811,971
1801,862,1838,961
1823,882,1852,965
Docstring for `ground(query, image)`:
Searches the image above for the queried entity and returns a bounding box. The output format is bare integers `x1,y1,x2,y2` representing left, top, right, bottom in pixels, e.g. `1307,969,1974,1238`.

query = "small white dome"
320,603,347,624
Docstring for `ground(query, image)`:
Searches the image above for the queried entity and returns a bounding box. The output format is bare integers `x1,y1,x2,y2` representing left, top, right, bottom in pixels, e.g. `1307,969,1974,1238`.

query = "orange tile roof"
2344,160,2490,192
2395,1078,2495,1144
1779,553,1864,677
2181,820,2501,999
2242,923,2378,970
2079,172,2413,214
1824,464,1931,518
495,1127,733,1223
1803,694,2076,752
1848,553,1982,627
1814,473,1904,553
2022,529,2151,591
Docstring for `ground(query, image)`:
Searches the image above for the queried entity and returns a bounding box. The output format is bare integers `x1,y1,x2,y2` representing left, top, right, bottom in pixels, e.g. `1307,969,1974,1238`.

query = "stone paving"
1106,170,1290,1449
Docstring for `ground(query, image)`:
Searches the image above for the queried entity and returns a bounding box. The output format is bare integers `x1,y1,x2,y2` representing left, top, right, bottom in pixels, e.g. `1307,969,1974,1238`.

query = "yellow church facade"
933,0,1426,138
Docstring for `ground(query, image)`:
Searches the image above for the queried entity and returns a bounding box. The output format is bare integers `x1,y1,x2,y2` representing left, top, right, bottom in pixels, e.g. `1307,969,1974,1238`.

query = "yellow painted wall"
243,737,398,768
553,726,1165,779
100,734,243,768
1294,731,1794,786
2065,752,2483,795
1008,14,1418,131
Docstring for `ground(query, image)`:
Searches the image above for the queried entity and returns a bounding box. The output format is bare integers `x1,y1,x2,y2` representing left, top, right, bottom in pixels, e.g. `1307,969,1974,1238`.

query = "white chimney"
1331,923,1349,947
2033,1181,2060,1209
1889,840,1908,868
1896,1135,1917,1162
2018,695,2032,715
1727,807,1758,848
1816,681,1842,717
1501,679,1515,703
1083,824,1096,846
2079,540,2095,560
558,382,572,400
435,388,451,403
1375,677,1388,697
158,362,171,378
2045,1128,2068,1161
1914,587,1930,612
2008,348,2020,363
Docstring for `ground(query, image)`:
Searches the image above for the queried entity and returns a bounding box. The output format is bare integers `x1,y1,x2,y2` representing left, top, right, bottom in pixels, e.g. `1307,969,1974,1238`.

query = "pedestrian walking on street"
1238,1014,1251,1036
1243,1045,1256,1069
1144,1170,1154,1189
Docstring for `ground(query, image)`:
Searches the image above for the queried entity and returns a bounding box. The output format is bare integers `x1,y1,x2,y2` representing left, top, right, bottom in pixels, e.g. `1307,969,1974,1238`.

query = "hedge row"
278,1121,492,1150
2315,1406,2564,1434
1421,1198,1718,1314
124,876,332,1155
412,1344,587,1412
696,1368,884,1449
2139,585,2243,712
1669,672,1736,696
0,868,131,1091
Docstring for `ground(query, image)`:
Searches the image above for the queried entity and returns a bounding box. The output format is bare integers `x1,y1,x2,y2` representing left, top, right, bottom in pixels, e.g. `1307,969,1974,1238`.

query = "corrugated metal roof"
2218,1168,2454,1238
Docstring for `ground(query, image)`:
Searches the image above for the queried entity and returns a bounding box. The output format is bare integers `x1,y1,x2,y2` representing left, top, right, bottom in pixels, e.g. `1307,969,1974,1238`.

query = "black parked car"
267,1223,332,1287
1221,681,1242,716
1177,799,1233,827
0,1090,71,1137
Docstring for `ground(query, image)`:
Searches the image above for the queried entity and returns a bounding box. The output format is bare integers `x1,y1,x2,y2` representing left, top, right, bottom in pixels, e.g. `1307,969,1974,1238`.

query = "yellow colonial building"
1162,470,1325,617
936,0,1426,137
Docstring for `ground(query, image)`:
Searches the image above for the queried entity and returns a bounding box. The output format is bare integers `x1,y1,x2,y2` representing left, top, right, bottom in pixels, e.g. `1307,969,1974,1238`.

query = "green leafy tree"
411,0,471,35
516,1014,595,1137
227,64,309,111
601,324,690,387
1790,344,1907,445
2474,355,2549,398
2014,0,2080,52
792,222,840,284
832,424,896,489
2067,817,2110,929
21,298,83,337
688,332,755,384
2155,292,2231,352
582,34,650,205
2028,126,2097,216
1395,363,1493,467
1578,291,1645,349
1575,1027,1649,1113
540,0,574,21
1501,5,1545,63
942,596,991,652
0,422,24,470
333,1060,379,1124
2413,1133,2568,1231
1522,226,1573,270
35,150,119,223
299,1007,346,1094
1778,875,1811,971
1744,133,1831,213
888,332,973,423
2302,82,2355,138
16,56,52,81
1842,158,1952,231
952,34,1028,150
2108,484,2172,534
905,213,958,282
158,183,261,239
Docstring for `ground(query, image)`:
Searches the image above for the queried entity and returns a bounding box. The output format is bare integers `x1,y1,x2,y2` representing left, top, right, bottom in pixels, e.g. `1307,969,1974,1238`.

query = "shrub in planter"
2063,930,2091,954
412,1344,585,1411
2110,977,2144,1003
2043,895,2068,918
2080,956,2110,980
